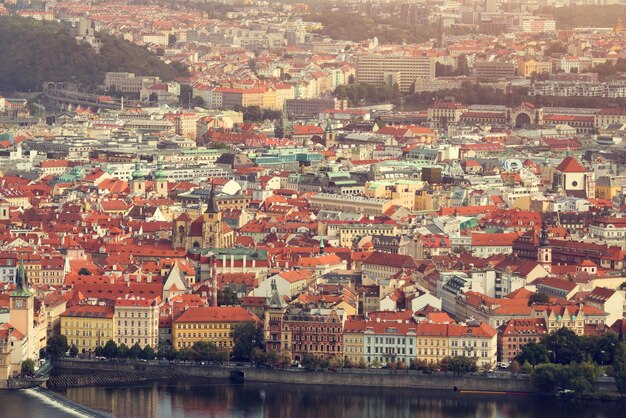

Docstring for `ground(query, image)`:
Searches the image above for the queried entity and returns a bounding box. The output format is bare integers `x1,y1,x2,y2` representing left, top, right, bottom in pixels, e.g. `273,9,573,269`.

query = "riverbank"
50,358,535,393
50,358,620,395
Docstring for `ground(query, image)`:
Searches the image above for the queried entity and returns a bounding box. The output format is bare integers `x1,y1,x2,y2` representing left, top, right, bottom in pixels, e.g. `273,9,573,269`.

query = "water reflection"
56,377,626,418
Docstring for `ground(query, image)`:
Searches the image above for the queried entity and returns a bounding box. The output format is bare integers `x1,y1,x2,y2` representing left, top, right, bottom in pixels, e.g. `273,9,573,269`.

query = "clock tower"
9,259,34,341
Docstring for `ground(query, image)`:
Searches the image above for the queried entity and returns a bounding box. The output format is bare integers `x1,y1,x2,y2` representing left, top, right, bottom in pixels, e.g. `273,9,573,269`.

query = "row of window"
176,332,228,339
176,323,232,330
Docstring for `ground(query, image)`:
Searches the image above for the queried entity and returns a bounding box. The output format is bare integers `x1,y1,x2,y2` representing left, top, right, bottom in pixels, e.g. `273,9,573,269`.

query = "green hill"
0,16,188,93
549,5,626,29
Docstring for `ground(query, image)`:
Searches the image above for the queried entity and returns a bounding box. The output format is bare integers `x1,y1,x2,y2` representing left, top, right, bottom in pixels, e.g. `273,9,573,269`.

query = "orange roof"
174,306,260,323
556,156,586,173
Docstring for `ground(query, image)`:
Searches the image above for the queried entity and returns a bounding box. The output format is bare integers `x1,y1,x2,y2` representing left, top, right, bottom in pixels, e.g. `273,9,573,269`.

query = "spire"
268,278,285,309
319,233,325,254
204,182,220,214
12,257,32,297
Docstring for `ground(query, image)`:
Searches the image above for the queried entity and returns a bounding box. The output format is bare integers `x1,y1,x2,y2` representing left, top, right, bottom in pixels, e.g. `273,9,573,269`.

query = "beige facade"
355,54,435,93
114,297,161,349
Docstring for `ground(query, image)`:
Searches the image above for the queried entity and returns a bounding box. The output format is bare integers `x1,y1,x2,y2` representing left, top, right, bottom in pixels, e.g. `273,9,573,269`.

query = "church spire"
204,182,220,214
12,257,32,297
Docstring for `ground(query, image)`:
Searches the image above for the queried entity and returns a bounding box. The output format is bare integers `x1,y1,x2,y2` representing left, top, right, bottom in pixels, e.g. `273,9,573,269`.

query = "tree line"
0,16,187,94
510,328,626,395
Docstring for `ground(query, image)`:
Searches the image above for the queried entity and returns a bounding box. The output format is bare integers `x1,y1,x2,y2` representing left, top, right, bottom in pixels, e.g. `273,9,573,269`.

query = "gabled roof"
556,156,586,173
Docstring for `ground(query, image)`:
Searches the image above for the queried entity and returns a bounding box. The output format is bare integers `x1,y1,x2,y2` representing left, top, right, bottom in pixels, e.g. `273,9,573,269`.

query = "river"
2,377,625,418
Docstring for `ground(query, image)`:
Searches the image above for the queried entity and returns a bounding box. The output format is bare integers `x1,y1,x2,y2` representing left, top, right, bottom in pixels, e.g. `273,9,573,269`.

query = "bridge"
42,82,125,111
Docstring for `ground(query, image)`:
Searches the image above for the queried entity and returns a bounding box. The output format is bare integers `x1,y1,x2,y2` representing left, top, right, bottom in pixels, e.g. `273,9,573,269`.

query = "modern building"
355,54,435,93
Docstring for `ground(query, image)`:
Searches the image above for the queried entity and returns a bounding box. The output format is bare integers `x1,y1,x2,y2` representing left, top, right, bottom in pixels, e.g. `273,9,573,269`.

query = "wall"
51,359,619,394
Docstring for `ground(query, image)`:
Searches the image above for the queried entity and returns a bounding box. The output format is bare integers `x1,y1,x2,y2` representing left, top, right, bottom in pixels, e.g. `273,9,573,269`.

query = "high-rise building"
355,54,436,93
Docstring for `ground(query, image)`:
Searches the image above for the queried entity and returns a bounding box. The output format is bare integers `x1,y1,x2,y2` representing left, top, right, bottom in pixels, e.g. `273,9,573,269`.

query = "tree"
301,353,320,371
128,343,143,359
149,92,158,103
531,363,562,393
177,347,193,362
218,287,240,306
78,267,91,275
191,96,205,108
448,356,477,375
516,342,549,366
542,328,585,365
265,350,278,367
438,356,452,372
47,335,69,359
531,362,599,395
251,347,267,367
94,346,104,357
527,292,550,306
21,358,35,375
508,360,521,375
103,340,118,358
140,345,155,360
275,351,292,369
69,344,79,358
613,343,626,394
191,341,216,363
117,343,129,358
328,356,344,369
230,322,264,361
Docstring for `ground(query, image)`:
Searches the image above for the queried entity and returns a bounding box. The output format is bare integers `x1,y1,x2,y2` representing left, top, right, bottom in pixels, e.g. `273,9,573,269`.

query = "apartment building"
114,297,161,349
61,305,116,353
355,54,435,93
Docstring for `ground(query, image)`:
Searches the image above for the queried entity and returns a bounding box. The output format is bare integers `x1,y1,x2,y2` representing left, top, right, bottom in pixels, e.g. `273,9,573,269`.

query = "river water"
55,377,626,418
2,377,625,418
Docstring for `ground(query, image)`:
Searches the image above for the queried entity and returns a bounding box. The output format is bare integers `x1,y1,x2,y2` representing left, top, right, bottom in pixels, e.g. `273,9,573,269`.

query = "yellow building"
517,58,552,78
61,305,116,353
337,224,397,248
343,319,366,365
172,306,260,351
595,176,621,200
365,180,424,210
416,322,450,365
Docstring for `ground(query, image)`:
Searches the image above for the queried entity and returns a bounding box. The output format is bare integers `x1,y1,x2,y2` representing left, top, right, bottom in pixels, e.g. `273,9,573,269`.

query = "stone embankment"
48,364,185,389
50,359,620,394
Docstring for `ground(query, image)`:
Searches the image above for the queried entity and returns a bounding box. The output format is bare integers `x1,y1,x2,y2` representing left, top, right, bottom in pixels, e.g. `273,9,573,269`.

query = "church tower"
130,159,146,196
264,279,289,354
10,259,35,358
154,157,168,198
323,122,336,147
538,223,552,274
202,185,222,248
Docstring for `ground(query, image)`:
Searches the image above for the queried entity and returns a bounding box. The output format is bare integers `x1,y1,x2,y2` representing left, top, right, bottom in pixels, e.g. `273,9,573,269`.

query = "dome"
154,158,166,181
131,159,144,180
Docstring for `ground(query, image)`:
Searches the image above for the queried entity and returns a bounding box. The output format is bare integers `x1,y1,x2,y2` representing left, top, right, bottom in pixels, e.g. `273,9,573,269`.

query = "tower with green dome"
130,158,146,196
154,157,168,198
